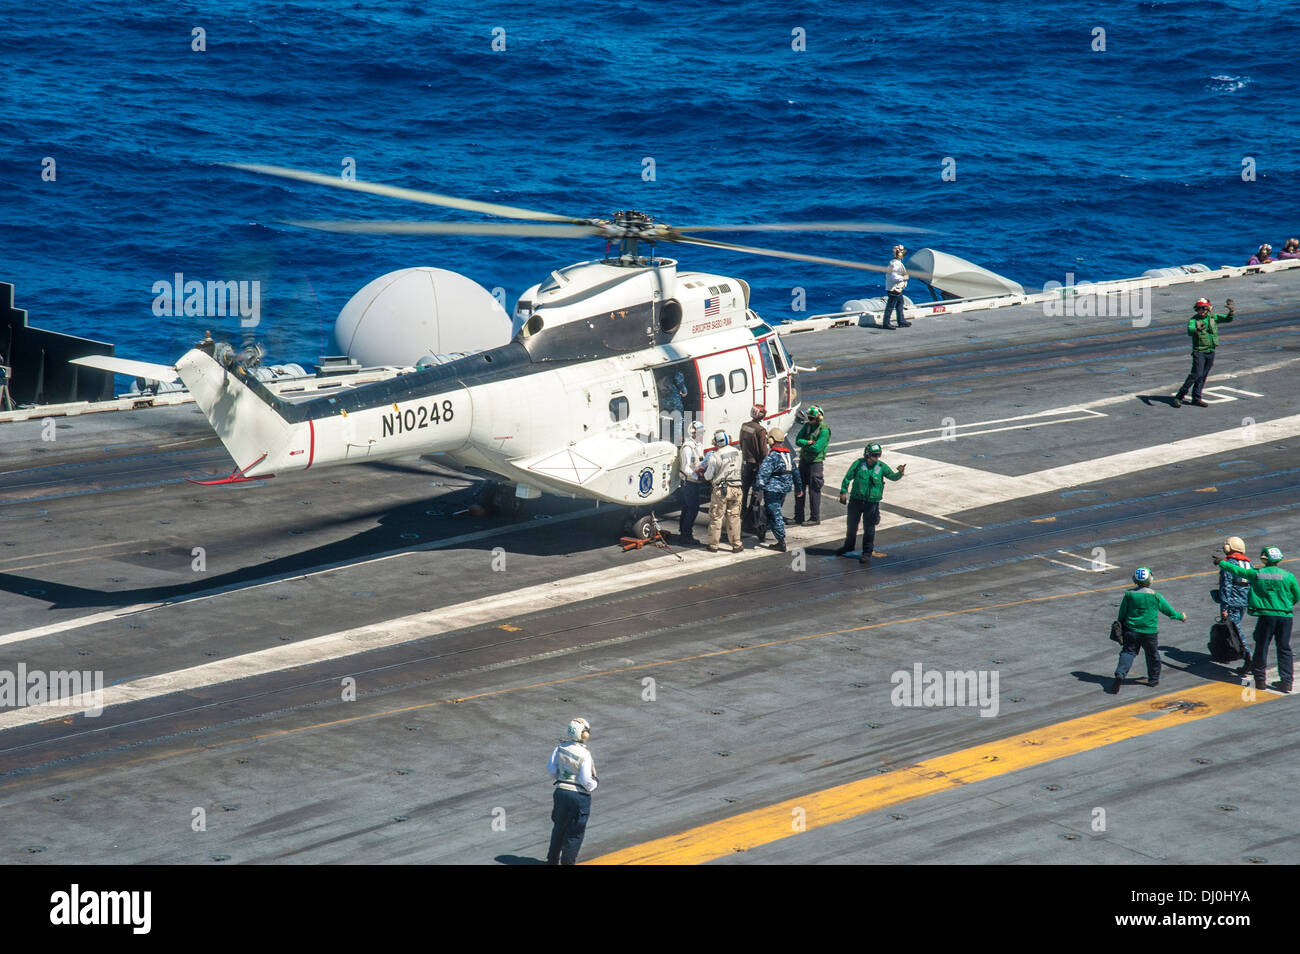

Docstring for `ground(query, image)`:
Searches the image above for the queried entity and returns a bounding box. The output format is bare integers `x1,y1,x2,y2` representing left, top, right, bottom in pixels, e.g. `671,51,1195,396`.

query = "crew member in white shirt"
546,717,598,865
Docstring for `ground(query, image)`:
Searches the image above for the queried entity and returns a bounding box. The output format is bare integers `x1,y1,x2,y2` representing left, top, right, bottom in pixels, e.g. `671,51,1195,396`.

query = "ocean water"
2,1,1296,366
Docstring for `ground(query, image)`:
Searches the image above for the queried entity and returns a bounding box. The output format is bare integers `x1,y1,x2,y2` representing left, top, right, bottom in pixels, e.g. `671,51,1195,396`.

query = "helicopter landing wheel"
624,511,663,542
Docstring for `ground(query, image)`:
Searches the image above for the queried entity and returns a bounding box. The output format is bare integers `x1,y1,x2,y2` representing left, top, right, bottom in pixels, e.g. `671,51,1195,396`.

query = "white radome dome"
335,267,512,367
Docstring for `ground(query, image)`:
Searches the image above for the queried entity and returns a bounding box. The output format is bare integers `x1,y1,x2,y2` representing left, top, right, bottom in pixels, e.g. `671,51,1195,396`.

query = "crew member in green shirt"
793,405,830,526
1217,546,1299,693
1173,297,1234,407
1109,567,1186,694
836,442,905,566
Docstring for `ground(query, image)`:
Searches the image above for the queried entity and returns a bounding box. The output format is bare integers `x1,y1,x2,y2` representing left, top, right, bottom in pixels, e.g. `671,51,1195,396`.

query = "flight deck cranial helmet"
750,404,765,421
1261,546,1284,565
865,442,882,458
566,718,591,743
714,430,730,447
690,420,704,436
1224,536,1246,555
1133,567,1153,585
806,405,824,420
1195,298,1211,311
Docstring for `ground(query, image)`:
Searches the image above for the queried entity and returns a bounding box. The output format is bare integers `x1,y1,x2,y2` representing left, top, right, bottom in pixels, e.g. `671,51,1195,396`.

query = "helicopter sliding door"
694,344,759,440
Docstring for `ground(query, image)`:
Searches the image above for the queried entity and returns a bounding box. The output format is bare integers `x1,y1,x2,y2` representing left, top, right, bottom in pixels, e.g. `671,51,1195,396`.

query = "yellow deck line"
588,681,1278,865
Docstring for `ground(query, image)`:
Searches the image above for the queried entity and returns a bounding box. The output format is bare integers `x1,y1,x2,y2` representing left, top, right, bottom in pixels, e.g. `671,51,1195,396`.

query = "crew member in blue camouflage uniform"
754,427,803,553
1216,535,1252,674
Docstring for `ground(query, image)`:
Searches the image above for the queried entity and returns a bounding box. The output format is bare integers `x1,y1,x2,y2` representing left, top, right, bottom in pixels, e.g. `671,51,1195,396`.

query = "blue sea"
3,1,1296,366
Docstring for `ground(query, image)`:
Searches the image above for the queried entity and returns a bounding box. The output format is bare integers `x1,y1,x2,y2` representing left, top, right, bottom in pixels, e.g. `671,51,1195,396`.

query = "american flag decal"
704,296,720,317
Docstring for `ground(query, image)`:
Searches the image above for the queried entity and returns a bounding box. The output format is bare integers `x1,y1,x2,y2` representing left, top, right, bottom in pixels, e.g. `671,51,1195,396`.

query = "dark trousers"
679,481,703,538
547,787,591,865
740,462,759,527
1115,628,1160,682
843,498,881,554
1249,615,1294,687
1177,350,1215,400
883,291,906,327
794,461,823,522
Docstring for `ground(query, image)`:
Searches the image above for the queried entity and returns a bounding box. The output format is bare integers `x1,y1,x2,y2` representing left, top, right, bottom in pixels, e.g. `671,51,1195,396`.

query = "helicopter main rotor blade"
282,219,601,238
667,235,891,274
226,163,585,223
671,221,930,234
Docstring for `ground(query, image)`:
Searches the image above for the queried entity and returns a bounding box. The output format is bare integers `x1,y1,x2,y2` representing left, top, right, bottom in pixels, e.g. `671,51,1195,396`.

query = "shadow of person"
494,854,546,865
1070,669,1117,688
1161,645,1247,684
1137,394,1181,408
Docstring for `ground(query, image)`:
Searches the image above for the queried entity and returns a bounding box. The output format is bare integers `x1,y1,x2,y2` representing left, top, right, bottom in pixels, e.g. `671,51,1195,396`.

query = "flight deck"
1,268,1298,865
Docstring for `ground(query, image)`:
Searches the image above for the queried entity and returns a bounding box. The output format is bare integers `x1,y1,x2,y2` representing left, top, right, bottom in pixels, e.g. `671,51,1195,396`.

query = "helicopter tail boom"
176,348,298,478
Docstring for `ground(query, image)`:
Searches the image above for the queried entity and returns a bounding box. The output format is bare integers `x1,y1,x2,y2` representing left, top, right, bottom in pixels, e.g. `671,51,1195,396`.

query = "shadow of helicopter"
0,488,632,612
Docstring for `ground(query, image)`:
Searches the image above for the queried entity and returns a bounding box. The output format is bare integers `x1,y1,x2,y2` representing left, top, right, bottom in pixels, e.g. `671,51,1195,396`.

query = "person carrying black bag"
1108,567,1186,694
1212,536,1252,672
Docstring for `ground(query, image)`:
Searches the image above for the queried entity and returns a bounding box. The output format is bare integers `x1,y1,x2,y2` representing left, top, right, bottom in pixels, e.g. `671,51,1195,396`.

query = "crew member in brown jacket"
739,405,768,532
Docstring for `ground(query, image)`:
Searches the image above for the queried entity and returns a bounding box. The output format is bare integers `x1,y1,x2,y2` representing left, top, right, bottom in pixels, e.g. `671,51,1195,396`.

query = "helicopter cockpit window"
758,340,777,379
706,374,725,399
609,396,629,422
729,369,747,393
770,338,787,373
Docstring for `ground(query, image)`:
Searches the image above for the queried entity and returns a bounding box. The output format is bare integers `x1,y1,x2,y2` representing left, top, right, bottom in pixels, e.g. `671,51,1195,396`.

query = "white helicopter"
78,165,917,538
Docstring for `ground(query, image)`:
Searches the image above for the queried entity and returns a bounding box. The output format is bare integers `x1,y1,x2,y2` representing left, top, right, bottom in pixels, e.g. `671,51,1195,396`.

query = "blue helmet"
1132,567,1152,585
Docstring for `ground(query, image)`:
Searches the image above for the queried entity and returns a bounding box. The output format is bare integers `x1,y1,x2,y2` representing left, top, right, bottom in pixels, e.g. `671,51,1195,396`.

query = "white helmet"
713,430,729,447
689,420,704,434
566,717,591,742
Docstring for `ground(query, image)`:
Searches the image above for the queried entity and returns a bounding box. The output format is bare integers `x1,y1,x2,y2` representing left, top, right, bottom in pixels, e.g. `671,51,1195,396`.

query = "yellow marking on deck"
1030,516,1056,523
1195,486,1218,493
587,681,1276,865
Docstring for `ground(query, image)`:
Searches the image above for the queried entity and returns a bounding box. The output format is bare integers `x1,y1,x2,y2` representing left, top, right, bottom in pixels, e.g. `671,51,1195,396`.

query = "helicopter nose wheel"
623,510,666,543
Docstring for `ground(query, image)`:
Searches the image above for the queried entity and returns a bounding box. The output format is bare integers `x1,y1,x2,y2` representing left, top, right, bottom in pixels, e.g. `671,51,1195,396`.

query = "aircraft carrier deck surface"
2,269,1298,867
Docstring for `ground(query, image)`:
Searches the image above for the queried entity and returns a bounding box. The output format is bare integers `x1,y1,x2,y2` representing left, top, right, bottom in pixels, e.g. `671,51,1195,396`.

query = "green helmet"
865,443,882,456
1261,546,1284,564
806,405,823,419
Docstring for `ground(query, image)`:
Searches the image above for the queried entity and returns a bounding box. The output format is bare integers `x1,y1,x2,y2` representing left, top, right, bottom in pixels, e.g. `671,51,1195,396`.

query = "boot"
1107,677,1122,694
835,544,852,556
859,553,871,566
776,539,787,552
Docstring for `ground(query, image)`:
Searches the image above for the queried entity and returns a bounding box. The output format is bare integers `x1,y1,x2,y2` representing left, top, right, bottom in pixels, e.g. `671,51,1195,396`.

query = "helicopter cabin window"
706,373,725,399
609,396,629,422
729,369,747,393
758,340,777,379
